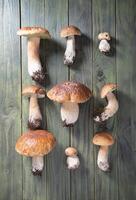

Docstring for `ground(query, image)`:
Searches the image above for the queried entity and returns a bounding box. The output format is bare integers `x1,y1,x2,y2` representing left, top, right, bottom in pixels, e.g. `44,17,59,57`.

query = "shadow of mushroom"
40,39,65,87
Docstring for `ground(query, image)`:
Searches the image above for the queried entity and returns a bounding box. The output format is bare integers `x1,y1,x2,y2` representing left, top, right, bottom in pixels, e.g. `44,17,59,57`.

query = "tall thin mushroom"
22,85,46,129
92,132,114,172
15,130,56,176
60,25,81,65
94,83,119,122
47,81,92,126
17,27,51,84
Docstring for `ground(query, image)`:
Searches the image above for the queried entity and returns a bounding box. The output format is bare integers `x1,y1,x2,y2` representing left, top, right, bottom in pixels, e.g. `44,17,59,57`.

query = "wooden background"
0,0,136,199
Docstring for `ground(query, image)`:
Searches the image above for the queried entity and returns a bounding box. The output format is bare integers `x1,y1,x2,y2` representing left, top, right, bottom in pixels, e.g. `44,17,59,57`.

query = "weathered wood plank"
69,1,94,200
92,0,118,200
0,0,22,200
21,1,47,200
44,1,70,200
116,0,136,199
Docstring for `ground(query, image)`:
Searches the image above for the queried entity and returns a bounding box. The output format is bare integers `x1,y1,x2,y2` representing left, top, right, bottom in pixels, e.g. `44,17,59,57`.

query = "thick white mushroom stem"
97,146,110,171
32,156,44,176
67,156,80,170
94,92,119,122
99,39,110,53
28,37,45,83
28,96,42,129
64,36,75,65
61,102,79,126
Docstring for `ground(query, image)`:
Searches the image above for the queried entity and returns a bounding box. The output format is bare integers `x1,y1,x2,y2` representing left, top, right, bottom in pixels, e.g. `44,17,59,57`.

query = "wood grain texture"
0,0,22,200
69,1,94,200
116,0,136,199
92,0,118,200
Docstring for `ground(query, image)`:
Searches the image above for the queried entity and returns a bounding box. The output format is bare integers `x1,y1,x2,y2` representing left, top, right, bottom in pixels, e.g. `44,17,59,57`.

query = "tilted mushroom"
22,85,46,129
17,27,51,83
60,25,81,65
92,132,114,172
94,83,118,122
15,130,56,176
98,32,111,54
47,81,92,126
65,147,80,170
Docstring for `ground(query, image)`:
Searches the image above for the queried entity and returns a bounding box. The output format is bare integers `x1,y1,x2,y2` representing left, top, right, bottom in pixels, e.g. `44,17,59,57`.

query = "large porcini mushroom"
17,27,51,83
92,132,114,172
98,32,111,54
47,81,92,126
65,147,80,170
94,83,118,122
15,130,56,176
22,85,46,129
60,25,81,65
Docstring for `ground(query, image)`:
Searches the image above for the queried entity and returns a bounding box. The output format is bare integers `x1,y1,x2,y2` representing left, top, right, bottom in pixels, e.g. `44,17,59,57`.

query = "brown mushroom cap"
100,83,118,98
47,81,92,103
17,27,51,39
22,85,46,98
92,132,114,146
60,25,81,38
65,147,77,156
15,130,56,157
98,32,111,41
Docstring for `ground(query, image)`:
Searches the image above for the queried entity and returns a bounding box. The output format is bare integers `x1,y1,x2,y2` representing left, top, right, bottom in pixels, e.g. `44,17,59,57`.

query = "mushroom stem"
99,39,110,53
29,96,42,129
64,36,75,65
32,156,44,176
97,146,109,171
27,37,45,83
61,102,79,126
94,92,119,122
67,155,80,170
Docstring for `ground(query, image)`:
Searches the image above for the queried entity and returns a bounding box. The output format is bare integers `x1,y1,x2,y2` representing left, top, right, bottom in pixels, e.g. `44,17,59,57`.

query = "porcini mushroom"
98,32,111,54
94,83,118,122
22,85,46,129
15,130,56,175
65,147,80,170
47,81,92,126
60,25,81,65
92,132,114,172
17,27,51,83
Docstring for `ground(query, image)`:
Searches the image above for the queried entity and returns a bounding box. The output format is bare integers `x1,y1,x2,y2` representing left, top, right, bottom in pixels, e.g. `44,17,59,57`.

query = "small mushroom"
15,130,56,176
60,25,81,65
92,132,114,172
65,147,80,170
22,85,46,129
17,27,51,83
98,32,111,54
94,83,118,122
47,81,92,126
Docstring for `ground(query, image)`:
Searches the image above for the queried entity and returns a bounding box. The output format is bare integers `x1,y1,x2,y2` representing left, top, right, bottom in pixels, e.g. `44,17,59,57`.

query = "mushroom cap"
100,83,118,98
92,132,114,146
65,147,78,156
47,81,92,103
15,130,56,157
60,25,81,37
98,32,111,41
17,27,51,39
22,85,46,98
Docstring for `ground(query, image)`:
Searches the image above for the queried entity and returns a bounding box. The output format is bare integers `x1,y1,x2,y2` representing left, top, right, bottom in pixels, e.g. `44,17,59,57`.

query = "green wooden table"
0,0,136,199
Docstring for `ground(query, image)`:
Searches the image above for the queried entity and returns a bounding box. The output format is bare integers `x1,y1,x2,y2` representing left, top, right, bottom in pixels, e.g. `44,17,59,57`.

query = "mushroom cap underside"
15,130,56,157
92,132,114,146
47,81,92,103
100,83,118,98
17,26,51,39
22,85,46,98
60,25,81,37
